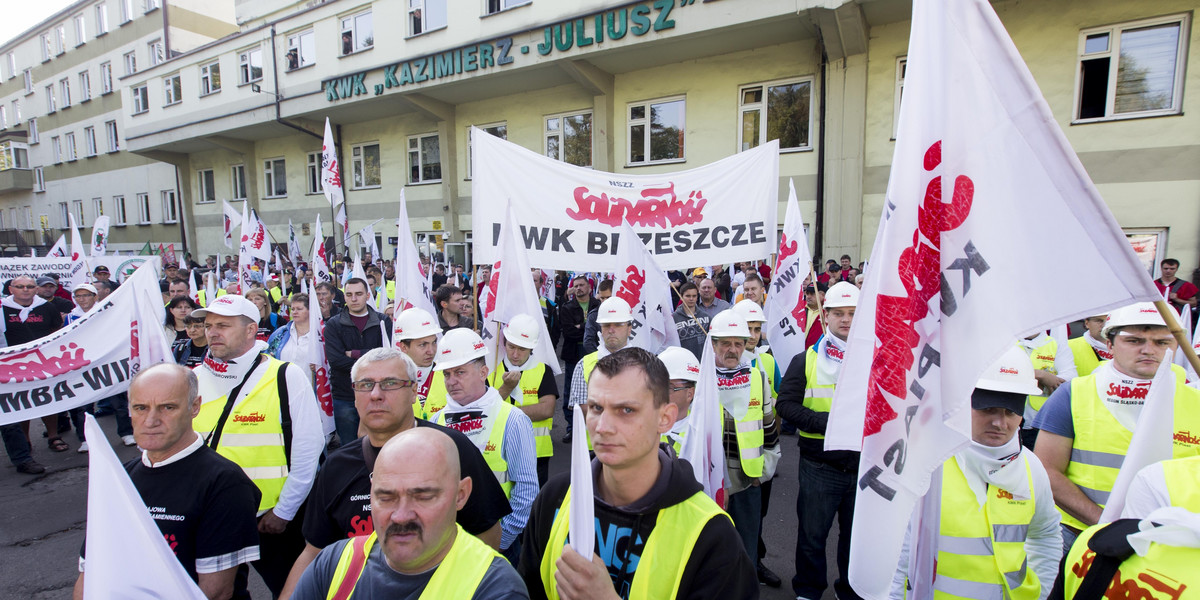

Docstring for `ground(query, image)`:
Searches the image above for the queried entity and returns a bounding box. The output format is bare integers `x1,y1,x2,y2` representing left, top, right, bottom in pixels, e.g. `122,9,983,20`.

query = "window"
163,74,181,105
40,34,52,62
148,39,163,66
114,196,127,225
59,78,72,108
231,164,246,200
73,199,84,222
24,69,33,94
9,100,17,121
120,0,133,23
74,15,86,46
466,124,506,178
627,97,685,165
93,198,103,216
341,10,373,54
200,61,220,94
239,47,262,84
738,78,812,152
485,0,529,16
55,25,66,55
408,1,445,36
893,57,906,139
161,190,177,223
51,136,61,163
28,118,39,144
131,84,148,114
79,70,91,101
1075,14,1190,121
124,51,136,75
545,111,592,167
286,30,315,70
105,120,118,151
144,0,161,12
33,167,44,192
65,133,77,161
0,141,28,170
5,53,14,79
0,106,6,129
22,206,32,230
136,193,151,224
351,143,381,188
100,62,113,93
83,126,96,156
59,202,69,228
306,152,323,194
407,133,441,184
96,4,109,34
263,158,286,197
197,169,215,203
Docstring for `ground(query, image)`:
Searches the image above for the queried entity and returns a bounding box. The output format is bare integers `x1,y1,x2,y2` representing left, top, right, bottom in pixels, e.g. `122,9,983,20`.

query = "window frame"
263,157,287,198
0,106,6,130
163,73,182,106
340,9,374,54
24,69,33,94
123,50,136,76
51,136,61,163
238,47,263,85
96,4,109,35
55,25,66,56
120,0,133,24
544,110,593,168
136,192,151,225
33,167,45,193
626,95,687,167
407,1,446,37
737,76,815,154
5,53,14,79
466,123,506,179
200,60,221,95
114,195,127,226
59,78,72,108
74,15,87,46
59,202,70,229
484,0,530,17
286,29,316,71
1072,13,1191,124
93,197,104,217
72,199,84,223
407,132,442,185
83,126,97,157
65,132,77,161
105,120,118,152
231,163,247,200
28,118,39,144
131,84,148,115
79,70,92,102
46,84,57,113
161,189,177,223
40,34,52,62
306,151,323,195
100,62,113,94
351,142,382,189
197,169,215,203
148,39,163,66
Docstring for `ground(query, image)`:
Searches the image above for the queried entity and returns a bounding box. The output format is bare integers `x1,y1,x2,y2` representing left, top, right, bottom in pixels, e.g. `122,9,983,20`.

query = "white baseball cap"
191,294,259,323
72,283,98,295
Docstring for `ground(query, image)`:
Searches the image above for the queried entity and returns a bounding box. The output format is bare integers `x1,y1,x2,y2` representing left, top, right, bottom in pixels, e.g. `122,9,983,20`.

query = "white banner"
392,190,438,326
764,180,814,375
222,200,241,249
472,130,779,271
824,1,1163,597
0,257,74,286
614,220,680,353
0,261,171,426
90,217,110,257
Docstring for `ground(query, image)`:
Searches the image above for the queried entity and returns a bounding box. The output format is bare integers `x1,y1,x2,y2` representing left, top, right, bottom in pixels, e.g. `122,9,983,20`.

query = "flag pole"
1154,300,1200,375
471,265,481,327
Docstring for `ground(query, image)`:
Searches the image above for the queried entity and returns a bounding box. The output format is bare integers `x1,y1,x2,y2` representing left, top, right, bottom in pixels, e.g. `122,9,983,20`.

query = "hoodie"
518,447,757,600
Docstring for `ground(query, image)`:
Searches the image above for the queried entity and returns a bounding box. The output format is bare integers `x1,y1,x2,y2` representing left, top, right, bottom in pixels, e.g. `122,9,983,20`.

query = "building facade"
10,0,1198,276
0,0,236,255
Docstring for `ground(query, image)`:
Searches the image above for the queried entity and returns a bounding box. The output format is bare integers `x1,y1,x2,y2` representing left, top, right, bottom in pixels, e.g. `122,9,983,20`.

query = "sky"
2,0,81,46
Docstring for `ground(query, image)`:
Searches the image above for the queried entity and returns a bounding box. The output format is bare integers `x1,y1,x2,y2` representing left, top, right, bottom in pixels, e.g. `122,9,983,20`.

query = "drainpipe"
814,41,828,264
174,164,187,259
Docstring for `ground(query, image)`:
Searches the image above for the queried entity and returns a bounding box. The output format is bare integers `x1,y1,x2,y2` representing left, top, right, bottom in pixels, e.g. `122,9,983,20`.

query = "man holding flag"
488,314,558,487
517,348,755,599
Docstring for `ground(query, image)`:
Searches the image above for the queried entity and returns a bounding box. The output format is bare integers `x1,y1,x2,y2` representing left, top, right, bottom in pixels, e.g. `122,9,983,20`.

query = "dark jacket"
558,295,596,362
776,350,859,471
518,449,757,600
323,306,393,404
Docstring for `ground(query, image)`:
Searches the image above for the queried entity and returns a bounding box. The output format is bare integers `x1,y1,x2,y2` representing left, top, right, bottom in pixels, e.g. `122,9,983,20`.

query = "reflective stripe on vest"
934,456,1039,600
489,362,553,459
326,524,500,600
1162,455,1200,513
723,367,765,477
417,371,448,421
1063,521,1200,600
754,351,778,399
801,347,833,440
1023,338,1057,414
1067,337,1102,377
436,401,516,498
540,487,728,600
193,356,289,512
581,352,601,451
1062,373,1200,530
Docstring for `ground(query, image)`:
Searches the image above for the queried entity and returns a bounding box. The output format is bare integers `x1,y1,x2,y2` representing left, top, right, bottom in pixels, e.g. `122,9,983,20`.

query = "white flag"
311,214,332,286
188,269,200,303
614,220,680,353
822,1,1162,596
1100,351,1176,522
359,224,379,263
351,252,373,308
47,234,67,258
680,332,727,508
238,207,270,293
90,216,110,257
82,417,207,600
221,200,241,249
567,405,595,560
309,241,336,436
392,190,439,339
287,219,303,266
480,204,561,374
204,271,217,308
764,180,814,375
67,213,89,290
320,117,349,248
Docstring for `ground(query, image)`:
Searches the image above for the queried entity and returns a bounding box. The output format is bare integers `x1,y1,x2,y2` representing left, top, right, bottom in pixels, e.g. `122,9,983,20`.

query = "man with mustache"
290,427,528,599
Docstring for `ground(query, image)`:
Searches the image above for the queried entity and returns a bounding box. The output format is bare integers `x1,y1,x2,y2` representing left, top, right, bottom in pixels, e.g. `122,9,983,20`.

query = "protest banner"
614,220,680,353
0,260,170,426
763,179,813,375
472,129,778,272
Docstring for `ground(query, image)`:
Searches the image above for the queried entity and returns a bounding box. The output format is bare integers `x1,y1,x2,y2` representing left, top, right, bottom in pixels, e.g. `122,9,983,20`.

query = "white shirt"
889,448,1061,600
278,324,314,384
194,343,323,521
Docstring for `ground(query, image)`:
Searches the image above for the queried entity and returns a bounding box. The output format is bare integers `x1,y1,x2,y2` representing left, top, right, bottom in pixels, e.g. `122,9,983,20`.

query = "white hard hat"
394,308,441,341
503,314,541,350
976,345,1042,396
1101,302,1166,340
824,281,859,309
709,309,750,338
596,297,633,324
732,299,766,323
434,328,488,371
658,346,700,382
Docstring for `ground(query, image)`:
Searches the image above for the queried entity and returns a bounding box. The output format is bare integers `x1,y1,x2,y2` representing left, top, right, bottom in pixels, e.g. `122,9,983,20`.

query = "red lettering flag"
764,179,813,375
822,0,1160,597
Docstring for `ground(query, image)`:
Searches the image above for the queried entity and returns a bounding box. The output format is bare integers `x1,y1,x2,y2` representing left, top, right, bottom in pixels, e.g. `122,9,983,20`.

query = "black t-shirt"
3,302,63,345
302,420,512,548
82,445,261,600
174,341,208,367
171,328,191,355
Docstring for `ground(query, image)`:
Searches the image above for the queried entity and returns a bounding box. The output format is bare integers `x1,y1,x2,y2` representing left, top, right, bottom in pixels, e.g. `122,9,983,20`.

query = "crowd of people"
2,249,1199,600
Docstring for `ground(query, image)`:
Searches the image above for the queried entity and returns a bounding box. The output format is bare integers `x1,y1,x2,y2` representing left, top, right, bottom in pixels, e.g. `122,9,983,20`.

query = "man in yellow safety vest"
658,346,700,454
1066,315,1110,377
393,307,446,420
488,313,558,487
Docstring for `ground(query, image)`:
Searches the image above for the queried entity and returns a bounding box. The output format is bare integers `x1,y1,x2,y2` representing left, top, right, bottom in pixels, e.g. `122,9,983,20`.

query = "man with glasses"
1033,302,1200,555
279,347,510,598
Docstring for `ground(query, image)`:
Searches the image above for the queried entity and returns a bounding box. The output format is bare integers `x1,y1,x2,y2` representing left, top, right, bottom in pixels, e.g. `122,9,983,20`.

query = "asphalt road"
0,375,841,600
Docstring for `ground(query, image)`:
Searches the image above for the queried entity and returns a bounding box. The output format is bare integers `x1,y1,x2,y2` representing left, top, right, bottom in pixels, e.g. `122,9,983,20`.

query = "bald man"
291,428,528,599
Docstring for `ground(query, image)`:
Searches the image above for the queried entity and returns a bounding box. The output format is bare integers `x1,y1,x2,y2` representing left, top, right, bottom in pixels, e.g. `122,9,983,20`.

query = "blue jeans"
726,485,762,567
793,456,862,600
1,424,32,467
333,399,359,447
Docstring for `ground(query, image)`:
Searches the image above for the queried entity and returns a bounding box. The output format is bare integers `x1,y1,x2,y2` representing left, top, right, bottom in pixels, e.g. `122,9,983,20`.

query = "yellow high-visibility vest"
489,362,553,459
